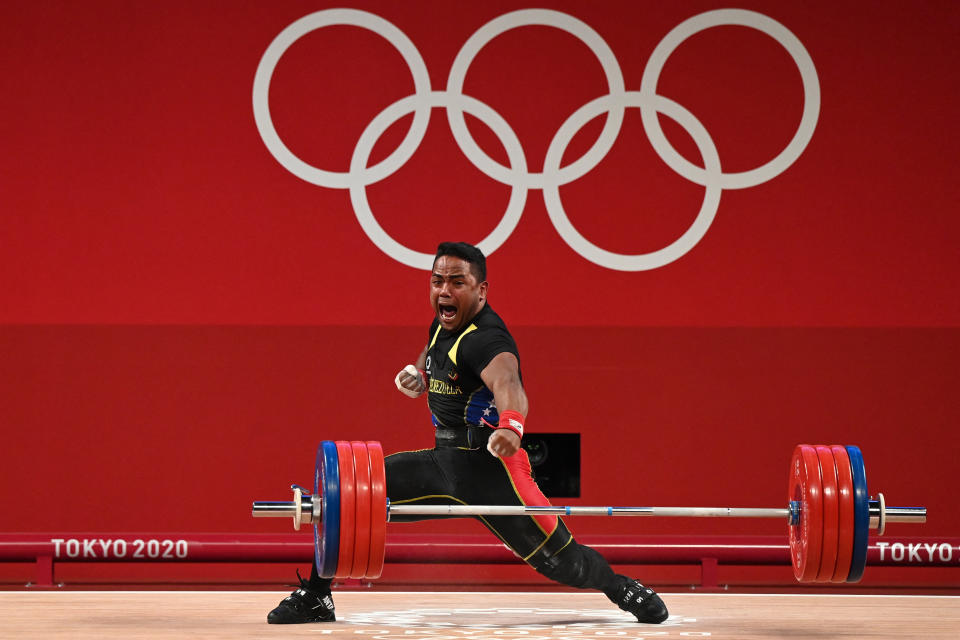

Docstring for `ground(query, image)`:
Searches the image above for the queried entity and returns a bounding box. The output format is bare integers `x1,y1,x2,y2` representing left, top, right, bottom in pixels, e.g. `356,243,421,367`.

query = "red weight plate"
788,444,823,582
815,445,839,582
366,440,387,579
787,446,807,580
830,444,855,582
799,445,824,582
350,441,372,579
335,441,356,580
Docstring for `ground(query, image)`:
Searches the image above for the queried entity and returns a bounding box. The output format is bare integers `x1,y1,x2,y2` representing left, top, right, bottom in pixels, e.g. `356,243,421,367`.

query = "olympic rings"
543,93,722,271
445,9,626,190
350,92,529,269
253,8,820,271
639,9,821,191
252,9,432,190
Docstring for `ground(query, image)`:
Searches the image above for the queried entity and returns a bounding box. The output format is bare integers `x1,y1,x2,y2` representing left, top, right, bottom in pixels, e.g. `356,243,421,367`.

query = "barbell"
251,441,926,583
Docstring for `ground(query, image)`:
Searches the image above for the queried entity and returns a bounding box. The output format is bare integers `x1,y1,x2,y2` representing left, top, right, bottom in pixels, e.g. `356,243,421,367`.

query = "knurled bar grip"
386,505,791,518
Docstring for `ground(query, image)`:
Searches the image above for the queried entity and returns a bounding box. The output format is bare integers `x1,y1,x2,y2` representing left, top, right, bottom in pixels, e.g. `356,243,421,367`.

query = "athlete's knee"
526,533,590,588
528,536,616,591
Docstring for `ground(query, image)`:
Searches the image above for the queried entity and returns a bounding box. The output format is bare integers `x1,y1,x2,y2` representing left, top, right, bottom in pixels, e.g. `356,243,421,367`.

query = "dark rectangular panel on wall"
523,433,580,498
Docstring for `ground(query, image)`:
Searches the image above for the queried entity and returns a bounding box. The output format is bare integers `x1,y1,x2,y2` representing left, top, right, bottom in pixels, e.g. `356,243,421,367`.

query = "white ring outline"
639,8,820,190
350,92,529,270
252,8,820,269
445,9,626,189
252,9,432,189
543,92,722,271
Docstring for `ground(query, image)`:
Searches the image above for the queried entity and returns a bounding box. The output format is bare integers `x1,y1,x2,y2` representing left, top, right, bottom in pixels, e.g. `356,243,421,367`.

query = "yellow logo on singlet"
429,378,462,395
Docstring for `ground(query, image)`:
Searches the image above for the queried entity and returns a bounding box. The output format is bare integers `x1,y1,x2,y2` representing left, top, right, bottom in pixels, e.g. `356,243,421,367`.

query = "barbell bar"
251,441,926,583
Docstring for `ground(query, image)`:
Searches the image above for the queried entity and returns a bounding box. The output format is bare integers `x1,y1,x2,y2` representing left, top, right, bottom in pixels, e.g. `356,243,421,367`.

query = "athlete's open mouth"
439,304,457,322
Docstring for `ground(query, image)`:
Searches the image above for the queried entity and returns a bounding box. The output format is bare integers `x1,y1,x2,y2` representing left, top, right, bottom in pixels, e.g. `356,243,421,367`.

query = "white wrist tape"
394,364,424,398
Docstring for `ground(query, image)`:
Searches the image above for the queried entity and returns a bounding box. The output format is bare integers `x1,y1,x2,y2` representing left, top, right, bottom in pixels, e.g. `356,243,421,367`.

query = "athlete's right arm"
395,344,429,398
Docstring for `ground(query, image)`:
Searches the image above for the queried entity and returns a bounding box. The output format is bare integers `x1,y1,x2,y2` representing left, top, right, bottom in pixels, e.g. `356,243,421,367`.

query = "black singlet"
424,305,521,429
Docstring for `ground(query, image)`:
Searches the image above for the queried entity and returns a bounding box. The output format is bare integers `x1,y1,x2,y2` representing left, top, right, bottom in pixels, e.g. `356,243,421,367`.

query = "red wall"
1,0,958,583
1,325,952,539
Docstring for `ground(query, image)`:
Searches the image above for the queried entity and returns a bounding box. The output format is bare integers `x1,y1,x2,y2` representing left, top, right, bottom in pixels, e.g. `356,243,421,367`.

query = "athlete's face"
430,255,488,332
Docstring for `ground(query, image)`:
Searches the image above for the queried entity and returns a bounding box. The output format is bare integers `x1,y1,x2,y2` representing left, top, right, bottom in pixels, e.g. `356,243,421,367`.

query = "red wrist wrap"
497,410,525,438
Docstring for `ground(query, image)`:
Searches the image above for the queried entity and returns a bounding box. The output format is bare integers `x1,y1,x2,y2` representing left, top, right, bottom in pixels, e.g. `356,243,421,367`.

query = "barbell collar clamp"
251,485,319,526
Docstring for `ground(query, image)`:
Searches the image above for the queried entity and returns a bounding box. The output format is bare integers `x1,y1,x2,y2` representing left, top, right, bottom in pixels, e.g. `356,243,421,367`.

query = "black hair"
434,242,487,282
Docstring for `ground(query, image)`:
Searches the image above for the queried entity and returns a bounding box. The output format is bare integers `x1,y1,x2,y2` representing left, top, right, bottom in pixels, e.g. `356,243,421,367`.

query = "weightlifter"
267,242,669,624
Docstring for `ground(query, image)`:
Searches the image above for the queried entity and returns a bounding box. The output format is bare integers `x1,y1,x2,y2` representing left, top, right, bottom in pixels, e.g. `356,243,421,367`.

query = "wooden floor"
2,591,959,639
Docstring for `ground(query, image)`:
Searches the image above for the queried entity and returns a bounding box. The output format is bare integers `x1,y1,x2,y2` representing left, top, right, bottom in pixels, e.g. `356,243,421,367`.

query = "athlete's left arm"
480,352,527,457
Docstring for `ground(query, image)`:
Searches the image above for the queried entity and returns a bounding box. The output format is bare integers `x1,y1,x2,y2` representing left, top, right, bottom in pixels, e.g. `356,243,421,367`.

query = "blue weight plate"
845,445,869,582
315,441,340,578
314,443,320,573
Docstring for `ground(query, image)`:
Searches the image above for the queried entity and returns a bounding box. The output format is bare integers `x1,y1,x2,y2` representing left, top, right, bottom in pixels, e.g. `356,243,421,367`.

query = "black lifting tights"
305,445,626,598
528,538,623,596
308,539,624,598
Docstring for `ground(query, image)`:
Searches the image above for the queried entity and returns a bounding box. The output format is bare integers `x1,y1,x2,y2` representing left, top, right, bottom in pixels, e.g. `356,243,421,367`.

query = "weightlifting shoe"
267,572,336,624
610,578,669,624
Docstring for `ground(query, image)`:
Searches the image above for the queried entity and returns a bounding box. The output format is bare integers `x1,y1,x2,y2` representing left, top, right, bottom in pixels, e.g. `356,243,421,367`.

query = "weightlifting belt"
435,425,493,449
